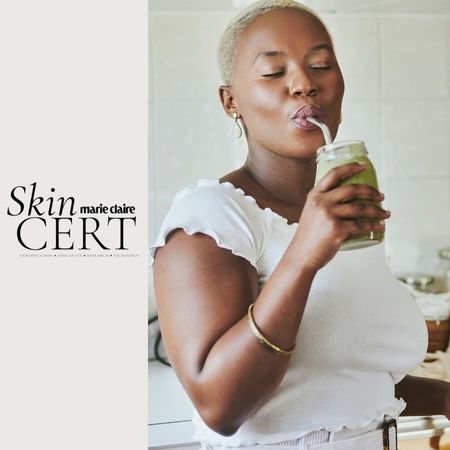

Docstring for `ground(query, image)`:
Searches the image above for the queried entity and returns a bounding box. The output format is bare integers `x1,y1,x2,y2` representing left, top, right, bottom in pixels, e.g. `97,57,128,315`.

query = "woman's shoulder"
164,178,263,227
172,177,253,208
149,177,269,269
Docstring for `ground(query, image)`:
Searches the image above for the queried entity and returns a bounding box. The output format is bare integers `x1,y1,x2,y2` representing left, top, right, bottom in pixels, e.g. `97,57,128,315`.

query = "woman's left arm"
396,375,450,417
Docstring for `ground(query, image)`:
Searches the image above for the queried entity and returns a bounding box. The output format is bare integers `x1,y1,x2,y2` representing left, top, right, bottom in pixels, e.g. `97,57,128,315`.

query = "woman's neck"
242,148,317,208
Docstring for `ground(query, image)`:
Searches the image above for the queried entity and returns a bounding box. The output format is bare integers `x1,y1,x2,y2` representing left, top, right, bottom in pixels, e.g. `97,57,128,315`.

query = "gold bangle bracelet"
247,303,295,357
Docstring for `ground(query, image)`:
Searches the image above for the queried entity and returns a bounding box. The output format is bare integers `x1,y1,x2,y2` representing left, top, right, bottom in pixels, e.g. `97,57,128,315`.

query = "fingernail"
379,192,385,199
357,162,366,167
384,210,391,217
378,220,385,226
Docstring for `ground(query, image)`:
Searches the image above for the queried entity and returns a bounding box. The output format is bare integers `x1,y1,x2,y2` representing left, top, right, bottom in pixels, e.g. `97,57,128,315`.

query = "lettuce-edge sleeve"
149,180,265,272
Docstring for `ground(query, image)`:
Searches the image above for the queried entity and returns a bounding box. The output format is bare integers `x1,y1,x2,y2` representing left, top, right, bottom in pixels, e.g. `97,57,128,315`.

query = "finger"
333,202,391,220
329,183,384,204
316,162,367,193
342,218,386,237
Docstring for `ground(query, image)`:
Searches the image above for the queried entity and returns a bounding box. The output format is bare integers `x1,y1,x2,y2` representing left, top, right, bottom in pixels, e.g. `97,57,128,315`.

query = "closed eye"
262,70,285,78
310,66,331,71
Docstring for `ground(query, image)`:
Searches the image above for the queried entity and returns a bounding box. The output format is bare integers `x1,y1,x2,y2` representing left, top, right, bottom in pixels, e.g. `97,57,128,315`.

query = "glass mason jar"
316,140,383,251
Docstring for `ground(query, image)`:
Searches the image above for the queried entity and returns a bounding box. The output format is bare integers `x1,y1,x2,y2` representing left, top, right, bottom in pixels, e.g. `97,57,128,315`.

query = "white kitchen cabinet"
148,361,198,449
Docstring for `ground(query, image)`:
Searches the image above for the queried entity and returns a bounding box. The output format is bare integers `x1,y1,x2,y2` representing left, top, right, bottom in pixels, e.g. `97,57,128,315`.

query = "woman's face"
230,8,345,158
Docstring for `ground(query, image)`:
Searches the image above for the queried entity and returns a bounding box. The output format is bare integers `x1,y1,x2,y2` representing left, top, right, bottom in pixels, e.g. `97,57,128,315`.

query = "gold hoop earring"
232,112,243,138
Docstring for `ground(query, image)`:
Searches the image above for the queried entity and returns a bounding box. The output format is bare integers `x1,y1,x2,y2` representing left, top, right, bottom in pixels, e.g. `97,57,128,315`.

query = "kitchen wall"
149,8,450,293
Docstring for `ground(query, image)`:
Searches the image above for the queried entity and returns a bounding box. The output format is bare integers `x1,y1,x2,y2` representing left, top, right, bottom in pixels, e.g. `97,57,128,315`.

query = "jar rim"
316,139,366,156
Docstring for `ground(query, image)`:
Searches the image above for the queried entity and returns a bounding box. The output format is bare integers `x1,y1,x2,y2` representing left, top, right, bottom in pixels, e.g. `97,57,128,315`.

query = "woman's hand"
292,162,390,271
396,375,450,418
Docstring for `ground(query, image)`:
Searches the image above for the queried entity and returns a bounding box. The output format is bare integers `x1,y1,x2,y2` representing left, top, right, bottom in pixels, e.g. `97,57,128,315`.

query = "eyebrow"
253,43,333,64
253,50,286,64
307,43,333,54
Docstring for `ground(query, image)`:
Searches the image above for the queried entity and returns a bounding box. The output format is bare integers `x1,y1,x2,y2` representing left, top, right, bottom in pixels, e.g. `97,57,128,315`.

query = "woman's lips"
291,104,325,130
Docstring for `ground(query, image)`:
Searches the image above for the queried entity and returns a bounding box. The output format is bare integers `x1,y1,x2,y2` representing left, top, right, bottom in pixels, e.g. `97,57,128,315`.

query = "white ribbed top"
149,179,428,447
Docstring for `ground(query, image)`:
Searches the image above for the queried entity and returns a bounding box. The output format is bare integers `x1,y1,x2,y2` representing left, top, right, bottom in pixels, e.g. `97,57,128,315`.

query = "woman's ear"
218,85,238,118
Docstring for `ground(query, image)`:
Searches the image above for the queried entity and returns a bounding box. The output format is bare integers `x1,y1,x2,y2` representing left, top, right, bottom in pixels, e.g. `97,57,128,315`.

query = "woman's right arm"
154,227,317,436
153,162,388,436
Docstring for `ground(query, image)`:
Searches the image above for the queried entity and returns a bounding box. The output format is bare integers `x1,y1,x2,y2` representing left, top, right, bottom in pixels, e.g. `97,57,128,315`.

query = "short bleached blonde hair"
218,0,331,86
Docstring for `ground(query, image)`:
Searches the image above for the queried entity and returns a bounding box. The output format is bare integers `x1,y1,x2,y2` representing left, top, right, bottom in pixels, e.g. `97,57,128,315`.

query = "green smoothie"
315,140,383,251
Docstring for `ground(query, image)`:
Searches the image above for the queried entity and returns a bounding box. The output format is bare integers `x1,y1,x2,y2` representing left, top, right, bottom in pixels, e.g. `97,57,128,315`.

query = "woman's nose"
289,70,317,97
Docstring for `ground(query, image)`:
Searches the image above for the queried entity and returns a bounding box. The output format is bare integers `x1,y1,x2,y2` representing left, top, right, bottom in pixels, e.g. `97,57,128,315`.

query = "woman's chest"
256,227,427,370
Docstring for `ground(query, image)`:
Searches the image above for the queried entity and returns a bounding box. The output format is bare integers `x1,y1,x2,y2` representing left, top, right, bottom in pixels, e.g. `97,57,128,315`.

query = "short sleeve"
149,180,265,272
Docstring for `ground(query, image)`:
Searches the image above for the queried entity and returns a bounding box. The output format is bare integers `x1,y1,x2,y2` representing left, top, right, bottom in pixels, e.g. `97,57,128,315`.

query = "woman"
150,1,450,448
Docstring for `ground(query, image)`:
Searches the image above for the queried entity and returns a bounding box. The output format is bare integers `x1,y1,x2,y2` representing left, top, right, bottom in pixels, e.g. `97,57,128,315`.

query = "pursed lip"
290,104,325,130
